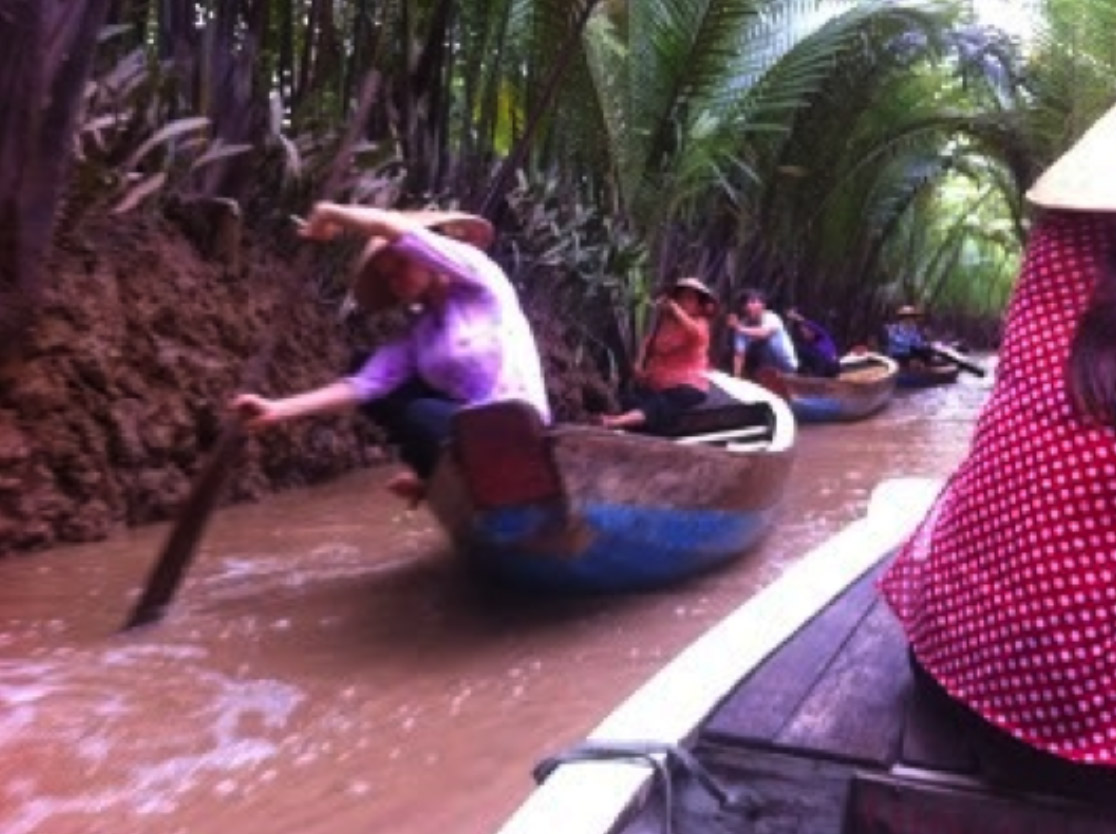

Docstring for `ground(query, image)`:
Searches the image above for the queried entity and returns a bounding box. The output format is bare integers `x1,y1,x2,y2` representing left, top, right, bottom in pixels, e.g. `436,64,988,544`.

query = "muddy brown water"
0,370,993,834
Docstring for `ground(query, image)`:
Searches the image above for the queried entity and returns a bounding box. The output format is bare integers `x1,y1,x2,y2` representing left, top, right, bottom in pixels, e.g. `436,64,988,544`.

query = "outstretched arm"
232,382,360,431
233,338,415,431
298,202,422,243
301,202,498,296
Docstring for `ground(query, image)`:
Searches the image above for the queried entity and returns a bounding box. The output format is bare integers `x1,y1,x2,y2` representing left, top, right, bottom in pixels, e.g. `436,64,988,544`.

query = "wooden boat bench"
613,561,1116,834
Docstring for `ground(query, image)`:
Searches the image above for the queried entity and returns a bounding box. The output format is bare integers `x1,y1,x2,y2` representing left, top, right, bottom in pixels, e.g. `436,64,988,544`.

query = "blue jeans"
734,334,796,374
360,378,460,479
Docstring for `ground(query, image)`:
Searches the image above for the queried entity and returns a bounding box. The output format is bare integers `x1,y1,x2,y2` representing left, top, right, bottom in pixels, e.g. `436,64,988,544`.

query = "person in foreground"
879,104,1116,797
599,277,717,433
233,202,551,504
727,288,798,378
786,308,840,378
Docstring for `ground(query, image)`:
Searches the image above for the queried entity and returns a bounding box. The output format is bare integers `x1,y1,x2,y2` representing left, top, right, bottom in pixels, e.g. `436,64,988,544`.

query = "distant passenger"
727,288,797,377
786,308,840,378
599,277,717,434
881,305,935,364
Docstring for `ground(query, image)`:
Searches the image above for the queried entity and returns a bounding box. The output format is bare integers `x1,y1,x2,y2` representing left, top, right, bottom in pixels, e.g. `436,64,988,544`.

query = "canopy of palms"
3,0,1116,363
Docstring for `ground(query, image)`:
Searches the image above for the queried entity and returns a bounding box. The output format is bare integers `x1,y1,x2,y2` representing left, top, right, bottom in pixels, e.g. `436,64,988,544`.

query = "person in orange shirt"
600,277,717,432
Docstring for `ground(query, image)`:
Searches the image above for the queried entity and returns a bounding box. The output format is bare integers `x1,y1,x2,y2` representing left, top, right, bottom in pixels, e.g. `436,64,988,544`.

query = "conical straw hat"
353,211,494,312
672,276,719,306
1026,103,1116,211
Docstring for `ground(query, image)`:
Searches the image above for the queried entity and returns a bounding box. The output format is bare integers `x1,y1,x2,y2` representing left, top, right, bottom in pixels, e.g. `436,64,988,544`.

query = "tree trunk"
476,0,603,219
0,0,111,356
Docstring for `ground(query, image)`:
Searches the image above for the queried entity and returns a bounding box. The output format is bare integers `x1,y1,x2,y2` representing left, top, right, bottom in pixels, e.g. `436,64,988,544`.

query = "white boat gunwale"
702,371,796,452
495,477,942,834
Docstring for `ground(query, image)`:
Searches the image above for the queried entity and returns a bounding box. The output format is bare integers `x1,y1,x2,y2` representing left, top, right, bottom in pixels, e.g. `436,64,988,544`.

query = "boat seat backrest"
665,396,775,440
450,401,564,510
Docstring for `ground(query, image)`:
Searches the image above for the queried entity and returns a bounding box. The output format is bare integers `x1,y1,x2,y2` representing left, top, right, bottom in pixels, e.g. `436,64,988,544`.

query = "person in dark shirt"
786,308,840,377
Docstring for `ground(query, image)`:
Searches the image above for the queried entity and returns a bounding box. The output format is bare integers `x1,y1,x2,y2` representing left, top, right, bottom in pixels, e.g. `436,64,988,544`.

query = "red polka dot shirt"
880,211,1116,765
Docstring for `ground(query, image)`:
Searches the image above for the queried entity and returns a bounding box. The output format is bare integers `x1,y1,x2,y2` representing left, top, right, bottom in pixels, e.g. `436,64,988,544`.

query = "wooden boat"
424,372,795,593
497,478,1116,834
779,352,898,422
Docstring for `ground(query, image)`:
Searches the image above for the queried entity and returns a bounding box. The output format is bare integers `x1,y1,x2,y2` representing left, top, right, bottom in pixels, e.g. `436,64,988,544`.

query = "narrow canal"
0,368,992,834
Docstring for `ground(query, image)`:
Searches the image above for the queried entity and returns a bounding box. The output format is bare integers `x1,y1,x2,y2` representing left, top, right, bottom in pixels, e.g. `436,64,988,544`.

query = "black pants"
908,650,1116,807
359,378,460,479
622,384,706,434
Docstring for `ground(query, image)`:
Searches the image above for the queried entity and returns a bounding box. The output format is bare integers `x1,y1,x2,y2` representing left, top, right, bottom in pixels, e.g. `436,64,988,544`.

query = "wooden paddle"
636,300,665,376
927,342,986,378
123,74,380,630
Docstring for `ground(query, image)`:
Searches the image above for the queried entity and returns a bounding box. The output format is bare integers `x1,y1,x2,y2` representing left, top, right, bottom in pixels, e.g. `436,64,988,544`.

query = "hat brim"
671,278,719,311
353,211,494,312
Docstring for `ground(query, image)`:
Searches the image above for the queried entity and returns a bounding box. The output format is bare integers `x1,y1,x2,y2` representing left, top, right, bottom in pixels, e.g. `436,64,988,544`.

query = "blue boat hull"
896,362,960,387
781,354,897,423
426,375,796,594
460,500,778,593
790,395,862,423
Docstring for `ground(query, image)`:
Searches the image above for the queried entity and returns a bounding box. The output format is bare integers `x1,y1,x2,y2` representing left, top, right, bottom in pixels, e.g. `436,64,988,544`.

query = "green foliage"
499,170,651,378
67,0,1116,359
1021,0,1116,167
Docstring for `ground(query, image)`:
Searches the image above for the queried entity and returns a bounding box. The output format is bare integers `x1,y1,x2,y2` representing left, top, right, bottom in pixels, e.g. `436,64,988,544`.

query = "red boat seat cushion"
451,401,563,510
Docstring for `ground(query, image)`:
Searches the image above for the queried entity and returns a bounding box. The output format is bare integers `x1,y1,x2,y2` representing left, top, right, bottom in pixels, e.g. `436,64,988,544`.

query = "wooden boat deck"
614,562,1116,833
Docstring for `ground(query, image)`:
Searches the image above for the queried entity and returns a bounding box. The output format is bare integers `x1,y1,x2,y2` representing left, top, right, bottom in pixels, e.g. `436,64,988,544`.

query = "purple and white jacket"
344,226,551,423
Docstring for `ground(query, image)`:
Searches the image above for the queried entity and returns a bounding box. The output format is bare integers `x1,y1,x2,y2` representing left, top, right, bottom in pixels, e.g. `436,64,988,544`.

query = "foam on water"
0,662,61,743
0,647,306,833
193,545,417,605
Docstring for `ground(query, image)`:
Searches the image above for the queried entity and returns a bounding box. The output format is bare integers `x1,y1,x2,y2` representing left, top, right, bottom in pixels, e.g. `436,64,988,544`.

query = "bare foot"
386,471,426,507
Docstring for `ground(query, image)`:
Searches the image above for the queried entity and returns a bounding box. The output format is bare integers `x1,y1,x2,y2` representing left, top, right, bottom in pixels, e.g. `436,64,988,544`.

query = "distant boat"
896,358,961,387
492,479,1116,834
425,372,795,593
779,352,898,422
894,344,985,387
